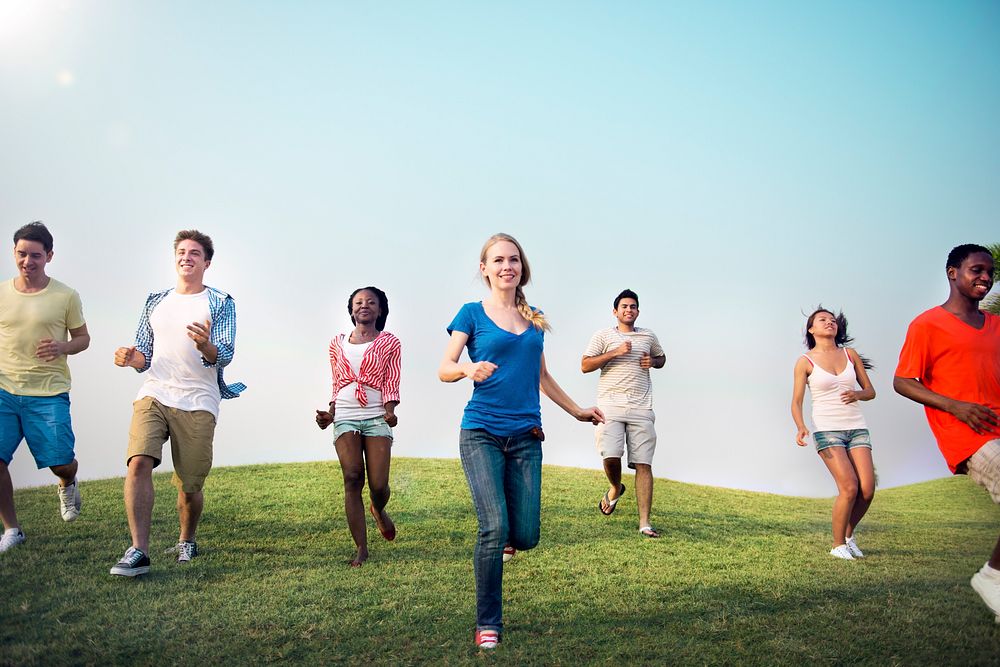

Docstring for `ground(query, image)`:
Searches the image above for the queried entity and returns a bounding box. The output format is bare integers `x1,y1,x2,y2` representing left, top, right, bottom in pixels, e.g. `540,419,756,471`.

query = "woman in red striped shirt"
316,286,401,567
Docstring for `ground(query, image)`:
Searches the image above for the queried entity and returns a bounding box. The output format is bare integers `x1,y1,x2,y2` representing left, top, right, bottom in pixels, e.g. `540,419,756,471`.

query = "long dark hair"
347,286,389,331
804,306,873,370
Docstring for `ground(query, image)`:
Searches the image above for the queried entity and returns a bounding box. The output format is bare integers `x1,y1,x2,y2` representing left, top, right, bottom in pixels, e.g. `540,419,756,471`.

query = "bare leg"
0,461,19,531
635,464,654,529
49,459,78,486
177,490,204,542
818,447,859,547
334,432,368,566
124,455,155,553
990,535,1000,570
601,457,623,513
846,448,875,538
364,437,395,540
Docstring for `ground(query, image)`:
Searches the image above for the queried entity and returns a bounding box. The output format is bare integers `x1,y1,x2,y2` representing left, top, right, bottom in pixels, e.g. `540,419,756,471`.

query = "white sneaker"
58,480,82,522
0,529,26,553
830,544,855,560
971,564,1000,617
845,536,864,559
502,545,516,563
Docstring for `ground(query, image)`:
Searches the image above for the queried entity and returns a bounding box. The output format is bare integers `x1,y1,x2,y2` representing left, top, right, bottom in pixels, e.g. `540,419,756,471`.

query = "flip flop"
639,526,660,538
599,483,626,515
369,503,397,541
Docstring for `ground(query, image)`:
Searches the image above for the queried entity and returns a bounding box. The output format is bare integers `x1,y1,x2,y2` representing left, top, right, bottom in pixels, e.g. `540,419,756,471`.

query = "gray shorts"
967,439,1000,505
595,406,656,469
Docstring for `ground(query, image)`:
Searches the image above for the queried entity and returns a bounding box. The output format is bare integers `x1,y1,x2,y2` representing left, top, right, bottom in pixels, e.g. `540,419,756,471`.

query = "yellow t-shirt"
0,278,86,396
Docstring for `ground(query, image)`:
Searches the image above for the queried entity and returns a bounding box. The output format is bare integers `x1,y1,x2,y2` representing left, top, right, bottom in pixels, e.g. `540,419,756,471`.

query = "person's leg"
817,443,859,548
596,411,626,513
0,460,19,531
21,393,80,520
335,431,369,566
124,455,156,553
177,490,204,542
363,434,394,541
168,407,215,552
626,410,657,532
634,464,654,530
505,432,542,552
459,429,508,634
0,391,21,532
846,443,875,538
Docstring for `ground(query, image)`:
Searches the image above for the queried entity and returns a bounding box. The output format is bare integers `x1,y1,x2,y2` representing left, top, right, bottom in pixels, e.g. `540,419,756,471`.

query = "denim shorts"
813,428,871,452
0,388,76,468
334,416,393,443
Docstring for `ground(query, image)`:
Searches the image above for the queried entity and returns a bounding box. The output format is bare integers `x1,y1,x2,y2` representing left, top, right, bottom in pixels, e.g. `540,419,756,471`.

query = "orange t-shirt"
895,307,1000,473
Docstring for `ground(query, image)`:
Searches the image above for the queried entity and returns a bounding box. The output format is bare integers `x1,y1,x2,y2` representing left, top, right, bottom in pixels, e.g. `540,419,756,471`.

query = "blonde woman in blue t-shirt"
791,306,876,561
439,233,604,650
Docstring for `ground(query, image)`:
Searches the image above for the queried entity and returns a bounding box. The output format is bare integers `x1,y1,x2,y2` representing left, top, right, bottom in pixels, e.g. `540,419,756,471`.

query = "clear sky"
2,1,998,496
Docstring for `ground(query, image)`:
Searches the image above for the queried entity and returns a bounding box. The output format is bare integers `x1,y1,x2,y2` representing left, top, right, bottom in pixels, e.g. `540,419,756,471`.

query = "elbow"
892,377,906,396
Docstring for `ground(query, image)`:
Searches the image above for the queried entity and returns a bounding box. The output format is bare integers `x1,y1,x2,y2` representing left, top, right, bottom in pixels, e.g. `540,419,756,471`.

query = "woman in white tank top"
791,307,876,561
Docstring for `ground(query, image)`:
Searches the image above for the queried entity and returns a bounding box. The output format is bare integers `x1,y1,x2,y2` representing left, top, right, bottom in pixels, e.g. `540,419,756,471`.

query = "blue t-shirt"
447,301,545,437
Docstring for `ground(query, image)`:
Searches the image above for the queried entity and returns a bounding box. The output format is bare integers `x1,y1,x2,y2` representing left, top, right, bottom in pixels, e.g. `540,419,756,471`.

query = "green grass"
1,458,998,666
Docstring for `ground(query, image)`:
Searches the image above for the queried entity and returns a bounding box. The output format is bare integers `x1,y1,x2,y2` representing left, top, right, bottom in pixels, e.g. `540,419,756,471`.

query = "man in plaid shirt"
110,230,245,577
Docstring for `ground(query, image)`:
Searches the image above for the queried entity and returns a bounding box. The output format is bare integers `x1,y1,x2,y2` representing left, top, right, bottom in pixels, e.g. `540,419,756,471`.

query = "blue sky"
2,1,998,495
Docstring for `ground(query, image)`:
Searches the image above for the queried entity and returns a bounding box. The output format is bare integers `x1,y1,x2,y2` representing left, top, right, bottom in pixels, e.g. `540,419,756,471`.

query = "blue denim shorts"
334,416,393,443
0,388,76,468
813,428,871,452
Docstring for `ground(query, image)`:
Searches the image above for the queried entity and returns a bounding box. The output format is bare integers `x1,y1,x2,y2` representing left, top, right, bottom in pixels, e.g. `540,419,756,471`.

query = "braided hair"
479,233,550,332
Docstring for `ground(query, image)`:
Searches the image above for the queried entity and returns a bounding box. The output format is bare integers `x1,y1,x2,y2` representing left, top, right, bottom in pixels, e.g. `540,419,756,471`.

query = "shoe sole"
110,566,150,577
971,574,1000,616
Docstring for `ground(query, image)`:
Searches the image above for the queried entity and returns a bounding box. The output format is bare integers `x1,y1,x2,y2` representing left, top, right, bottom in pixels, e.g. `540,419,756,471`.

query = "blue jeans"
0,388,75,467
459,428,542,634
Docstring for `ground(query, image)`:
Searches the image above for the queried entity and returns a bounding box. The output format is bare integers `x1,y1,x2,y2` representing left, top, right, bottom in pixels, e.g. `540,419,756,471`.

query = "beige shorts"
595,406,656,469
127,396,217,493
968,439,1000,505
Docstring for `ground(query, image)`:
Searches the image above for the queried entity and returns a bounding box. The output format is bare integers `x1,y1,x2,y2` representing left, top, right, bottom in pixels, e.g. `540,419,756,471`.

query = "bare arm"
541,353,604,424
842,348,876,403
791,357,811,447
581,340,631,373
36,324,91,362
894,376,999,435
438,330,497,383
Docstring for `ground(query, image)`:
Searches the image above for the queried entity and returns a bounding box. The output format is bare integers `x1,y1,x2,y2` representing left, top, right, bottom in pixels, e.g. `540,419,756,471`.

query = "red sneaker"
502,545,516,562
475,629,499,649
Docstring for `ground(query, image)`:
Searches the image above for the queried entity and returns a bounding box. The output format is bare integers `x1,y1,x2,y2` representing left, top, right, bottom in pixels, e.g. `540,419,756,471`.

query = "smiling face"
480,239,523,292
14,239,52,283
949,251,995,302
615,298,639,328
174,239,210,282
350,289,381,326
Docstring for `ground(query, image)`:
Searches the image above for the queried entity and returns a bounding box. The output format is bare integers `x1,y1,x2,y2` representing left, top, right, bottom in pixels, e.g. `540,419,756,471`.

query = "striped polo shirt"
583,327,664,409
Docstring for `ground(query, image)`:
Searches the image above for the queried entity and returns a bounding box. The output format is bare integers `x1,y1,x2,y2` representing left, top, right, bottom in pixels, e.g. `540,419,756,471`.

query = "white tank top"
805,348,867,432
334,339,384,421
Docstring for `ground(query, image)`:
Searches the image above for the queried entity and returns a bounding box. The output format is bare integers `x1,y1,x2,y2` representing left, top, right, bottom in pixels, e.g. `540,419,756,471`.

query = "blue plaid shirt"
132,286,246,399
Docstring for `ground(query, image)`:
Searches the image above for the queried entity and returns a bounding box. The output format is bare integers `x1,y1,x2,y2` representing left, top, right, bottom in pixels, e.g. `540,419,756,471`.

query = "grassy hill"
1,458,998,665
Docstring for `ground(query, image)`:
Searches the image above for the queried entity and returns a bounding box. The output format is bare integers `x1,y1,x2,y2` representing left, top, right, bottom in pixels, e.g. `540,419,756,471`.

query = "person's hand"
35,338,64,362
949,400,999,435
465,361,498,382
615,340,632,357
578,406,605,425
187,320,212,354
795,428,810,447
315,410,333,430
114,346,143,368
384,407,398,427
839,390,859,404
640,353,652,369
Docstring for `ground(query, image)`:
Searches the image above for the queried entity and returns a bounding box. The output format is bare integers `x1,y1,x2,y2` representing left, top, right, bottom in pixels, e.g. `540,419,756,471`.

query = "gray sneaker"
971,565,1000,617
0,529,26,553
165,540,198,563
58,480,82,522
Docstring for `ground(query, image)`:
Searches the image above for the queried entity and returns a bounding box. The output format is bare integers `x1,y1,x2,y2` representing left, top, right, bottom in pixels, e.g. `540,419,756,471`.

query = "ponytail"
515,286,550,332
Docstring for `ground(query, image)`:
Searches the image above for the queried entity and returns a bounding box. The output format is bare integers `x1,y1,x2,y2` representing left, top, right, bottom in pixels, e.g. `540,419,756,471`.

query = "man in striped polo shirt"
582,289,665,538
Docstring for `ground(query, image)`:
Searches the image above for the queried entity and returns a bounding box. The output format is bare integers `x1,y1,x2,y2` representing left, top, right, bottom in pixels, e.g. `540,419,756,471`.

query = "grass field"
1,457,999,665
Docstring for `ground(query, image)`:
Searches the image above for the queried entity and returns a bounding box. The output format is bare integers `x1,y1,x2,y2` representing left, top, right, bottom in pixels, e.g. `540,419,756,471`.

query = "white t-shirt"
335,339,385,421
136,290,221,417
584,327,664,409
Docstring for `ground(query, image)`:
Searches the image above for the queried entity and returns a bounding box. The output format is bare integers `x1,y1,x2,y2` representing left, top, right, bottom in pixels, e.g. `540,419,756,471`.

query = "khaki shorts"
595,406,656,469
127,396,217,493
968,439,1000,505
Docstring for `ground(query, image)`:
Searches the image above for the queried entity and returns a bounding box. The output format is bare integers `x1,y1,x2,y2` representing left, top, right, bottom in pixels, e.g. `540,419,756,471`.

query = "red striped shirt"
329,331,401,406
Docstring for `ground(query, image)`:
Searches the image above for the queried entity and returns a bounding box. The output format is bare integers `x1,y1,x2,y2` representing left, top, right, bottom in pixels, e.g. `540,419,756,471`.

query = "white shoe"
58,480,82,522
0,529,26,553
971,565,1000,617
502,545,516,563
830,544,855,560
845,536,864,559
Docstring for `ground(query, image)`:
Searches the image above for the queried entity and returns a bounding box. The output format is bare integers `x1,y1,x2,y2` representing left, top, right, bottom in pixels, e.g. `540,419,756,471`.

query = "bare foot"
369,503,397,541
350,549,369,567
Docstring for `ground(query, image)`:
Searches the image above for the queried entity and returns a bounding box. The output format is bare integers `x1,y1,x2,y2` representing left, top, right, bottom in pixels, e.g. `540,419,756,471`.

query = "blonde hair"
479,233,550,332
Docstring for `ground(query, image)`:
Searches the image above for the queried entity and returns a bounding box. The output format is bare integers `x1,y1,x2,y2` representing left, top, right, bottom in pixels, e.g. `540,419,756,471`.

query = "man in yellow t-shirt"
0,222,91,554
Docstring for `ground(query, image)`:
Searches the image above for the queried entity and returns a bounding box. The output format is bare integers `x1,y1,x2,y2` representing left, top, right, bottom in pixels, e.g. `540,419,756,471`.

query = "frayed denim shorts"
813,428,871,452
334,416,393,443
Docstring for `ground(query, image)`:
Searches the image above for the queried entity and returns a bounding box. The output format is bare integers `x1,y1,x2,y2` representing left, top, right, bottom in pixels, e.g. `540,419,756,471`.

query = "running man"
894,243,1000,620
582,289,665,538
110,230,245,576
1,222,90,553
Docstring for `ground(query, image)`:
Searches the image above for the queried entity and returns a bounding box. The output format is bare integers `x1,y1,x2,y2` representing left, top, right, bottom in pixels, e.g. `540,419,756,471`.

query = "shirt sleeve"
66,290,86,330
894,319,927,380
381,335,402,404
648,332,665,358
205,295,237,369
447,303,476,336
133,294,156,373
329,336,341,403
583,330,608,358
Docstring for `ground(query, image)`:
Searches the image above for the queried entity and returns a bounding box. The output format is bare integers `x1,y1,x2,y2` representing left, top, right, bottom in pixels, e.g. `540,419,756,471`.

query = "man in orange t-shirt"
894,243,1000,622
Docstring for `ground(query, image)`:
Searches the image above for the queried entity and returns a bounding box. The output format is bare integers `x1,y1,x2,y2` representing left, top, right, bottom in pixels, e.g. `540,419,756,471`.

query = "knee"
860,485,875,503
477,514,508,549
127,455,154,476
369,482,390,501
342,468,365,493
839,479,859,498
508,519,540,551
